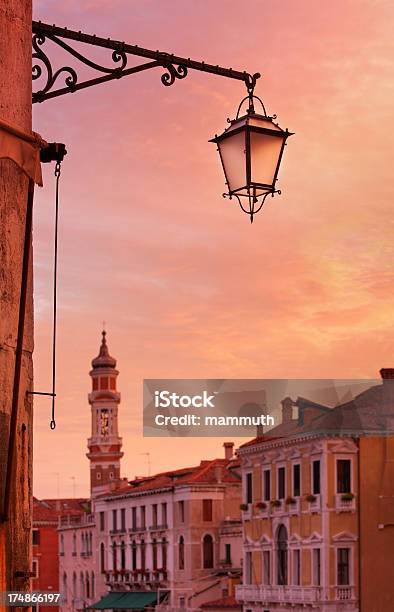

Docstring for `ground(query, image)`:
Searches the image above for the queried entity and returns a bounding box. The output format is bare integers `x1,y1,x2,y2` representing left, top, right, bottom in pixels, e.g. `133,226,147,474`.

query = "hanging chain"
50,161,61,429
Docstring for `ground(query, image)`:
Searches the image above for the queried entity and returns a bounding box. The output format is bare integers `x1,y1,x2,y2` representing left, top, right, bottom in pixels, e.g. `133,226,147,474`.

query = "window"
263,469,271,501
100,376,108,390
293,549,301,585
120,543,126,570
313,548,321,585
179,536,185,570
91,572,95,599
110,377,116,390
161,502,167,526
246,472,253,504
100,543,105,573
63,573,67,602
141,539,146,570
99,511,105,531
337,548,350,585
312,460,321,495
245,552,252,584
80,572,84,599
96,471,101,480
120,542,126,569
152,538,158,570
337,460,351,494
141,506,146,529
92,378,98,391
263,550,270,585
32,529,40,546
72,533,77,555
293,464,301,497
120,508,126,531
112,509,117,531
73,572,77,597
131,507,137,530
132,542,137,570
60,534,64,555
162,538,167,570
225,543,231,565
109,471,114,480
202,499,213,521
112,542,117,570
277,525,288,585
179,500,185,523
152,504,158,527
278,467,286,500
203,534,214,569
179,597,185,608
85,572,90,599
32,560,38,578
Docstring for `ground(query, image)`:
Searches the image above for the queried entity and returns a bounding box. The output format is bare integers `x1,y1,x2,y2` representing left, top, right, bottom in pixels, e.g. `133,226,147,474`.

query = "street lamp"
211,94,293,222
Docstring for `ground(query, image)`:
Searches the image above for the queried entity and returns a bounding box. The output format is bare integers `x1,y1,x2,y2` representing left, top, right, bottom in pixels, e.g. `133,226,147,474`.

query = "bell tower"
87,330,123,497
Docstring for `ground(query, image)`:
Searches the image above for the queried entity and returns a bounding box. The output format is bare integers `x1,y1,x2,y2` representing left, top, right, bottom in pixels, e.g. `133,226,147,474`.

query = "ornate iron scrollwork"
32,21,260,103
33,33,78,102
161,62,188,87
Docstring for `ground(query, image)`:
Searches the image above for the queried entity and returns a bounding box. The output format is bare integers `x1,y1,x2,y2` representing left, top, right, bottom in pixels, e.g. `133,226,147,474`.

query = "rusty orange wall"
359,437,394,612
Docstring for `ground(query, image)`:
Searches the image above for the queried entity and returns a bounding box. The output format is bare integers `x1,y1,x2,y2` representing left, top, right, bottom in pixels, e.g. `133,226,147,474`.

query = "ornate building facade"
236,370,394,612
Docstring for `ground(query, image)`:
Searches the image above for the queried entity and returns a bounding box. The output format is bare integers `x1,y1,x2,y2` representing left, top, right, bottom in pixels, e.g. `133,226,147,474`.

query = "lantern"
211,96,293,222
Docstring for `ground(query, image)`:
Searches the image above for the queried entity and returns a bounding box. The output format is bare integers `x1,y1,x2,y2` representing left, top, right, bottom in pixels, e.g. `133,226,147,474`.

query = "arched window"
63,573,67,602
179,536,185,570
141,539,146,571
131,541,137,570
203,534,214,569
73,572,77,598
90,532,93,555
91,572,95,599
86,572,90,599
100,543,105,573
277,524,288,585
80,572,84,598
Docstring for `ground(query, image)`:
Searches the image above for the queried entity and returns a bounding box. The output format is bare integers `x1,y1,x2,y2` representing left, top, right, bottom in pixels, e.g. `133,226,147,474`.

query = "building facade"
236,370,394,612
96,445,242,611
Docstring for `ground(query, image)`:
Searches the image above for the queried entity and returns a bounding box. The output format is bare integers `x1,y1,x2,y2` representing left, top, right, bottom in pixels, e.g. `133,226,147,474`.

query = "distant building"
235,369,394,612
96,445,242,611
32,498,89,612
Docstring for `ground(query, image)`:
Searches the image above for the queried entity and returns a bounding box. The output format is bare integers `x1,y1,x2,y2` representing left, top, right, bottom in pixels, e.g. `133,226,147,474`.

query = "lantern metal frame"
211,94,293,222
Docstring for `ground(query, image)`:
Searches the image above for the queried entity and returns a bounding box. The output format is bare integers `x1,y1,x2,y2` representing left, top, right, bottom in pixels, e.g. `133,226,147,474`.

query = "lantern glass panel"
250,131,285,189
218,130,246,193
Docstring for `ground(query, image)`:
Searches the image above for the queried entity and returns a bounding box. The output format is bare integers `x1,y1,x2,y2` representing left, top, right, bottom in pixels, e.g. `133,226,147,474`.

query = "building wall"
32,525,59,612
59,516,98,612
0,0,33,606
359,436,394,612
238,437,359,610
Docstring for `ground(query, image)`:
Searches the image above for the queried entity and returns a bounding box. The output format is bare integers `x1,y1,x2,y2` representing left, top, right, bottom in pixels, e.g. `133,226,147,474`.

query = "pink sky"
32,0,394,498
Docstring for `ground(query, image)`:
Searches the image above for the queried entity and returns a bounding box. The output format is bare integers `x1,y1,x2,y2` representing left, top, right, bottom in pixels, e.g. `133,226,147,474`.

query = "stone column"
0,0,33,604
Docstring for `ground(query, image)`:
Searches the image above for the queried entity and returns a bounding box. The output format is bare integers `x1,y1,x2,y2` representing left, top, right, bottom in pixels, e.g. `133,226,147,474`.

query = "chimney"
380,368,394,404
256,424,264,437
281,397,293,423
223,442,234,461
215,464,223,483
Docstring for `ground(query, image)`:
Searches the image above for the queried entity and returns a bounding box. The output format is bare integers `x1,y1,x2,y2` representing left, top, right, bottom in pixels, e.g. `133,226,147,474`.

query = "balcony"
128,525,147,534
335,494,356,512
149,523,168,531
306,494,321,513
59,513,95,527
286,497,301,515
336,586,355,601
236,585,324,604
105,569,168,587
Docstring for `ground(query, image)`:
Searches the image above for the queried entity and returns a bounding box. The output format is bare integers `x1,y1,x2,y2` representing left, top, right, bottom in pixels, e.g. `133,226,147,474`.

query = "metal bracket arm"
32,21,260,103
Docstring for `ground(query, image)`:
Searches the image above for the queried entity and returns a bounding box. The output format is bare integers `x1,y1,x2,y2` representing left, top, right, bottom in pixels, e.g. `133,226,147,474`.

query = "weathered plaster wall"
0,0,33,605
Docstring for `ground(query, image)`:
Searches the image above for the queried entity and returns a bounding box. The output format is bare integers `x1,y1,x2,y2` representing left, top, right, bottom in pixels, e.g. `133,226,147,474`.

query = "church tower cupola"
87,330,123,497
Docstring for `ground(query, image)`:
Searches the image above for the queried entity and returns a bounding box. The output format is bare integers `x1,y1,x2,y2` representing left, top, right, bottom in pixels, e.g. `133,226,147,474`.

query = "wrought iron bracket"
32,21,261,103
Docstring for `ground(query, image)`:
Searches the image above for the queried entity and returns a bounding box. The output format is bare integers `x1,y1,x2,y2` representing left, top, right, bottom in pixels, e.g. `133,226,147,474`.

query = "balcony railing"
59,513,95,527
236,585,324,604
336,586,355,600
128,525,147,533
105,569,168,587
335,494,356,512
110,527,127,535
149,523,168,531
236,585,356,604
